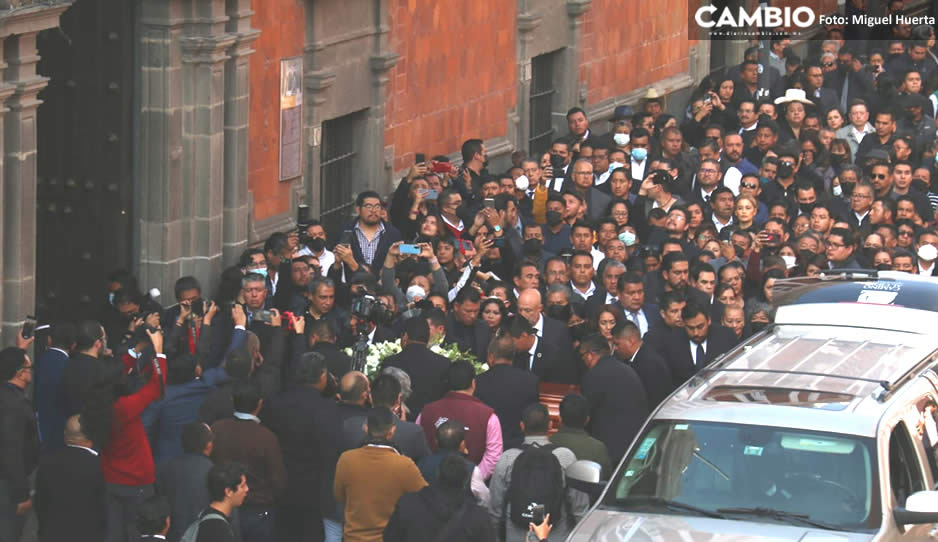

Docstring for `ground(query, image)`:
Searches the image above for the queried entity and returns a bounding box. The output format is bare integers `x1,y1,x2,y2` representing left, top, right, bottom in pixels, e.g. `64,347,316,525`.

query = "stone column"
223,0,259,266
560,0,590,131
515,0,542,153
180,0,233,292
365,0,398,195
136,0,186,301
2,32,46,342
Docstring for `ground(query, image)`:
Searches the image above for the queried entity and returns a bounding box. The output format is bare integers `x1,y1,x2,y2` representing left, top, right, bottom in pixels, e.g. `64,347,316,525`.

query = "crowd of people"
7,10,938,542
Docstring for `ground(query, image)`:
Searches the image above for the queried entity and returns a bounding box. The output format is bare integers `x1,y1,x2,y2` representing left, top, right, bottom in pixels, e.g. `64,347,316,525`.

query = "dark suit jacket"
311,341,353,379
36,445,106,542
665,324,738,387
261,386,340,511
581,356,650,461
643,323,679,358
342,414,430,461
610,301,662,337
583,187,612,221
514,317,578,384
62,352,101,417
475,364,539,449
625,344,674,408
340,220,403,273
382,343,450,417
156,452,213,542
35,348,69,451
443,314,491,363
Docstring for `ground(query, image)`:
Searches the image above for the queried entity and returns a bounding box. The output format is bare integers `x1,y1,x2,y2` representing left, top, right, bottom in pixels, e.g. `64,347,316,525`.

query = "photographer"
342,293,397,349
163,276,215,360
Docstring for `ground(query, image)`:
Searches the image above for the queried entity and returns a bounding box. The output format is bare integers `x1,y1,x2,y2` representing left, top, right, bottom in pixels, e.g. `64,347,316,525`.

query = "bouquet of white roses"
344,339,488,378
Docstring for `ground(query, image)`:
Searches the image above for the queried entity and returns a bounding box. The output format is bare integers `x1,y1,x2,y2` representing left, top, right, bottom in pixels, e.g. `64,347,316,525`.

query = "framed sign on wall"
279,56,303,181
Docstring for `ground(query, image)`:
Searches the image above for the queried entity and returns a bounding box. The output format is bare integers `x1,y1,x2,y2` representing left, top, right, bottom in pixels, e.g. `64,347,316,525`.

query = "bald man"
36,415,106,541
513,289,579,383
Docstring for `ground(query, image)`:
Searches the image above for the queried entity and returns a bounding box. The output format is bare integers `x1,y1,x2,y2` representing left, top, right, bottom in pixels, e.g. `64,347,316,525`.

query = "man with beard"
720,134,758,194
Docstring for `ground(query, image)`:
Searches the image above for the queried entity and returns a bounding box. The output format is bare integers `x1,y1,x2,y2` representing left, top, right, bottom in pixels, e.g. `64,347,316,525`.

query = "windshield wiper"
716,507,838,530
619,496,726,519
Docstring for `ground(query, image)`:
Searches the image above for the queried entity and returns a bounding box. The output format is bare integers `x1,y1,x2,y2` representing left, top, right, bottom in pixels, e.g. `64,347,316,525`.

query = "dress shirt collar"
233,412,261,423
67,444,99,456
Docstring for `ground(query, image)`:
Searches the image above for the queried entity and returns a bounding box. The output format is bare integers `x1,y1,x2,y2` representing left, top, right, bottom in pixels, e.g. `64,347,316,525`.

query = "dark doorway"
36,0,136,322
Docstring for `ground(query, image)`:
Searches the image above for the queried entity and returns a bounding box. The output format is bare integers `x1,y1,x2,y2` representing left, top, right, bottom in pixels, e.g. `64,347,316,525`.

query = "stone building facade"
1,0,846,343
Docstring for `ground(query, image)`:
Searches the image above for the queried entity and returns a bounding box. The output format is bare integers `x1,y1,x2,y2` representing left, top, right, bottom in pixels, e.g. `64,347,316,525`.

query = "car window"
908,395,938,484
606,420,878,531
888,421,926,506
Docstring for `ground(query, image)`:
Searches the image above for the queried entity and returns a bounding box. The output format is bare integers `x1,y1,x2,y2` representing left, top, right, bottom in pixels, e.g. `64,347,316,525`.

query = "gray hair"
545,283,573,304
603,260,627,276
745,300,776,322
241,272,266,288
308,276,335,294
380,366,413,402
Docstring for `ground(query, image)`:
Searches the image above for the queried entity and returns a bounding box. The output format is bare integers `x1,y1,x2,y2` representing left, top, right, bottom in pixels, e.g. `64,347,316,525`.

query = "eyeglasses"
699,169,718,174
823,62,835,68
741,182,758,189
360,203,381,210
899,230,915,236
871,173,888,180
827,242,846,249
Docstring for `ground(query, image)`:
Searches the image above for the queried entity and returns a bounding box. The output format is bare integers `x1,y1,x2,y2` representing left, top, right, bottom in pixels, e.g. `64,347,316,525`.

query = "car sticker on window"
744,445,764,456
674,424,689,431
857,289,899,304
635,437,656,459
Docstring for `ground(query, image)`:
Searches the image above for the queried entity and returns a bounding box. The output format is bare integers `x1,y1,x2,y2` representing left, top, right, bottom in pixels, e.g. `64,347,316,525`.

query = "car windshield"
604,420,879,532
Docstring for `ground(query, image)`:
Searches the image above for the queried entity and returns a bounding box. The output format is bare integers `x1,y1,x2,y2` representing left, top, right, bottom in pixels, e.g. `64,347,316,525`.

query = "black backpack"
506,443,565,528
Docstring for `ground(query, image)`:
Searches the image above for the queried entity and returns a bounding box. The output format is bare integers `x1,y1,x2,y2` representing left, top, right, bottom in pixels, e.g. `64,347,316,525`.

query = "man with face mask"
760,145,799,205
541,194,573,254
515,289,577,384
296,220,335,275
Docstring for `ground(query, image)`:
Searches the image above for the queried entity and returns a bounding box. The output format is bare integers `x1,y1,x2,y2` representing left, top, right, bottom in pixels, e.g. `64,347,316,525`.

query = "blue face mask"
631,148,648,162
251,267,268,278
618,231,637,246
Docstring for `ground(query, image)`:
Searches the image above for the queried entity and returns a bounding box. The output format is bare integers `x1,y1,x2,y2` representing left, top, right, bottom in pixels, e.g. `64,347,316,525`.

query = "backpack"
506,443,565,528
179,511,231,542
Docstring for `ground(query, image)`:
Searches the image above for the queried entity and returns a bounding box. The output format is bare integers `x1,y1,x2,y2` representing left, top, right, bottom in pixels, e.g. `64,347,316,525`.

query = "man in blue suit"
35,323,76,451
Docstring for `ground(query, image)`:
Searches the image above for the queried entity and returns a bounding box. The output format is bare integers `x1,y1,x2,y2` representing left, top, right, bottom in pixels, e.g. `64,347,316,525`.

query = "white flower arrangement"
345,339,489,378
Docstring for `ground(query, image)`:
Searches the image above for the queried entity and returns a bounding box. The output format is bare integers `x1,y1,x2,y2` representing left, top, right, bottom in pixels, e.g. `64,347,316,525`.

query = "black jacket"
0,383,39,503
62,352,101,417
384,484,494,542
339,220,403,274
443,314,491,363
36,445,105,542
261,386,340,512
310,341,352,380
581,356,649,461
156,452,213,542
475,364,539,449
623,343,674,408
382,343,450,417
665,324,738,386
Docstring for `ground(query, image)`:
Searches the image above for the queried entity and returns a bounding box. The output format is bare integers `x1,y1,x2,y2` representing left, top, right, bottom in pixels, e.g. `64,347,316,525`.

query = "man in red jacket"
94,327,167,542
416,361,503,480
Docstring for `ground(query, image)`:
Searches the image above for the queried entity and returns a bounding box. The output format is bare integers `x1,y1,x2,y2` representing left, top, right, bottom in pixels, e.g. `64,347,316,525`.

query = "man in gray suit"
568,158,611,221
343,373,430,461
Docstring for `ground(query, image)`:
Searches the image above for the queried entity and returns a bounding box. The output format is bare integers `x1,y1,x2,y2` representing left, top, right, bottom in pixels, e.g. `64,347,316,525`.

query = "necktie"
696,343,706,365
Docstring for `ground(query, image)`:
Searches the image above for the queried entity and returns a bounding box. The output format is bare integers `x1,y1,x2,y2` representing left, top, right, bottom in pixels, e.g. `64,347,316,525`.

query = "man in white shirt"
569,251,596,301
296,221,336,275
835,100,874,157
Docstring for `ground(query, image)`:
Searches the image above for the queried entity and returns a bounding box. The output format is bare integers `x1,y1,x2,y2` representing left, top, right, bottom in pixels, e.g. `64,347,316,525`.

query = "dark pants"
105,482,153,542
0,480,25,542
240,505,275,542
276,503,323,542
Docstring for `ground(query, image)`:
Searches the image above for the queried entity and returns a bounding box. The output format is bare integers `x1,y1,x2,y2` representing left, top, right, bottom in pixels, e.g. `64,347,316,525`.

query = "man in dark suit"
156,422,215,542
308,318,352,380
62,320,108,417
643,291,686,358
134,496,171,542
515,290,578,383
443,287,490,362
336,190,403,276
343,373,430,461
34,323,75,452
614,272,662,337
612,321,674,408
579,333,650,461
805,62,840,113
36,414,106,542
382,317,450,417
475,332,539,449
665,303,738,387
261,352,340,542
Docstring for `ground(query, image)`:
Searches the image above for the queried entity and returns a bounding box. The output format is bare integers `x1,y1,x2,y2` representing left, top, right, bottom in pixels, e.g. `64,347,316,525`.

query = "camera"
252,309,274,323
350,294,393,326
190,298,205,317
549,153,565,173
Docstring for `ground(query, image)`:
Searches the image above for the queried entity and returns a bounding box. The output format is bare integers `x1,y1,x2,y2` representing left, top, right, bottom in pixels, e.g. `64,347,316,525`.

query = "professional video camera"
349,294,394,372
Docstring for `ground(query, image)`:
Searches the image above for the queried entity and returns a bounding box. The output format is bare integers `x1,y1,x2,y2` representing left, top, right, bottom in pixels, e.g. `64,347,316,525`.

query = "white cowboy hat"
773,88,814,106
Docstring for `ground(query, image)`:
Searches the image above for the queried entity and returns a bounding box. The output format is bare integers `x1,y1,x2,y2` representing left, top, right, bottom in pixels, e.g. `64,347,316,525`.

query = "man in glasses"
869,162,894,200
0,344,38,542
846,182,875,237
738,173,769,225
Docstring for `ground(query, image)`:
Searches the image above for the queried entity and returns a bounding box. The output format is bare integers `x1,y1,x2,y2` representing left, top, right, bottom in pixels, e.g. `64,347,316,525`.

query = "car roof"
658,303,938,437
772,270,938,313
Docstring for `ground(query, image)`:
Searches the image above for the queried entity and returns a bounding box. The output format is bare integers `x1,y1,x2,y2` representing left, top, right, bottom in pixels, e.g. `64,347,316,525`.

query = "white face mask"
515,175,530,191
782,255,797,268
832,184,843,197
614,133,630,146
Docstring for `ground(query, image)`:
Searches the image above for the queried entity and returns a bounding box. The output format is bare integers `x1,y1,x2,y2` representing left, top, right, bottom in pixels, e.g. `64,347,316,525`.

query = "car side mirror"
894,491,938,526
565,459,605,504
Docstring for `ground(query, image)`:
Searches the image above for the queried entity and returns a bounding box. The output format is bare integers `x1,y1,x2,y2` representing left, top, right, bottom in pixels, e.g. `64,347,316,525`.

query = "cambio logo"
695,5,816,29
